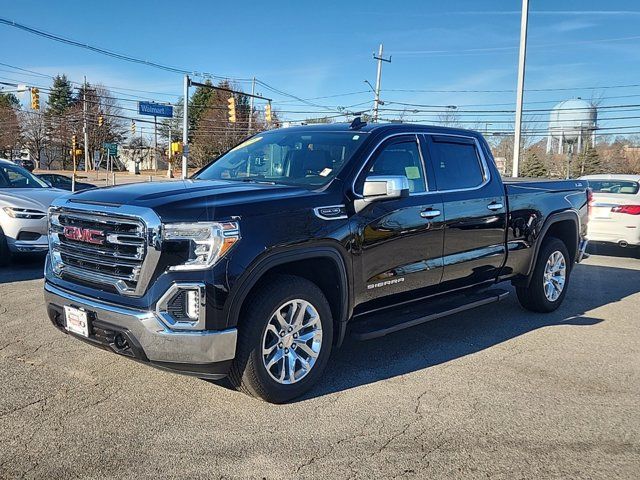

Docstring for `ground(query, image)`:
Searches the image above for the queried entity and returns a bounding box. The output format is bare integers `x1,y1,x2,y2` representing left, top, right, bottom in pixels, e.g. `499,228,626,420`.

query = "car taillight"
611,205,640,215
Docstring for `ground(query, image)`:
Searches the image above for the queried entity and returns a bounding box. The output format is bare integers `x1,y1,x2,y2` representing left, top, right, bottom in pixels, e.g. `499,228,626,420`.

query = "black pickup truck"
44,121,589,403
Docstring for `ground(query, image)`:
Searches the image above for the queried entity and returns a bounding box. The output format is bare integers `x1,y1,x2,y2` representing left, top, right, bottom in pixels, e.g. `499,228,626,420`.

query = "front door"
352,135,445,307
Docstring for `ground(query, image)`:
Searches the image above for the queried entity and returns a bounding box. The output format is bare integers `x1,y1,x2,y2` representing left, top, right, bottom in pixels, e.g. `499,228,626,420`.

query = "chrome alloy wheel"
543,250,567,302
261,299,323,385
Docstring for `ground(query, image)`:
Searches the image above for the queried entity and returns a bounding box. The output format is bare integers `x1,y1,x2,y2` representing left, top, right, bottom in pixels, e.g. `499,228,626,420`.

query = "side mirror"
354,175,410,212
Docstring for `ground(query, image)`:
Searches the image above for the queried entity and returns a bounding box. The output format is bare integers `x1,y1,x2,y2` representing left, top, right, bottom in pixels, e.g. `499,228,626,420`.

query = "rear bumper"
586,232,640,246
44,281,237,379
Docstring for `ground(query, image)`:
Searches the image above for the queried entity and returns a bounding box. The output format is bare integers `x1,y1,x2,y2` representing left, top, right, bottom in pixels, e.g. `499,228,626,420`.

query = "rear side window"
430,137,485,191
588,180,639,195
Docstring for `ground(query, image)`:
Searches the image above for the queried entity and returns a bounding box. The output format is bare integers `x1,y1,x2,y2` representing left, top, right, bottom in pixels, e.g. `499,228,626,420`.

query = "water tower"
546,98,597,154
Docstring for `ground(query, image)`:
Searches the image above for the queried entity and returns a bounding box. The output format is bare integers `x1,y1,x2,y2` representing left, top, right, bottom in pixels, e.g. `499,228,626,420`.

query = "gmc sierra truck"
44,121,590,403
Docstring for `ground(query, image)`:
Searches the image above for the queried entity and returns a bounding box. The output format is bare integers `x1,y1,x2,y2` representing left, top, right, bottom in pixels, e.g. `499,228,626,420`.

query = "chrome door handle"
420,209,441,219
487,202,504,211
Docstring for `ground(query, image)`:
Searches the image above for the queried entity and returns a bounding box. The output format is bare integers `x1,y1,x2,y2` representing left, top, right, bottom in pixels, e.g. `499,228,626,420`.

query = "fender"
523,210,580,287
224,245,352,347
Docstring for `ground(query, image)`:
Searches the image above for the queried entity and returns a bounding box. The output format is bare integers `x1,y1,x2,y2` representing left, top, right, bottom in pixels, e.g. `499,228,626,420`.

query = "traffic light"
131,120,136,135
98,114,104,127
171,141,183,155
227,97,237,123
265,102,272,124
71,135,77,150
30,88,40,110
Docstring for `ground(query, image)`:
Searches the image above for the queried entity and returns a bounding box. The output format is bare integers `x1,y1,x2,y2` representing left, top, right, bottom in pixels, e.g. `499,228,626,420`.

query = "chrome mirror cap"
355,175,410,212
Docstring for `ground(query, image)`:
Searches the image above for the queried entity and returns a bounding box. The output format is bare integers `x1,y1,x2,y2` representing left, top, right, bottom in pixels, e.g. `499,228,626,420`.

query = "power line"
383,82,640,94
0,17,250,82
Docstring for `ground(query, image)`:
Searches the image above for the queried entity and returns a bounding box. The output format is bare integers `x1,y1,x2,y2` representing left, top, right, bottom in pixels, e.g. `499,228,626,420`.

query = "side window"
430,138,485,191
368,140,427,194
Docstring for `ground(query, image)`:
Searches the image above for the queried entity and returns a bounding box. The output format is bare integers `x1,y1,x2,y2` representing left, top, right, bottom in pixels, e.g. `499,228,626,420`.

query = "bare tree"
21,111,48,168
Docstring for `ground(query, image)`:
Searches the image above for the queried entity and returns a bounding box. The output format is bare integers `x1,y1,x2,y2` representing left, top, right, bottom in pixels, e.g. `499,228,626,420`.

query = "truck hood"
66,179,317,221
0,188,69,212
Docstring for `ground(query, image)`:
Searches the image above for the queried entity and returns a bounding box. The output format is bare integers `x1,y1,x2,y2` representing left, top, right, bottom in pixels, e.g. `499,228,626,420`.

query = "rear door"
353,134,445,305
423,134,507,290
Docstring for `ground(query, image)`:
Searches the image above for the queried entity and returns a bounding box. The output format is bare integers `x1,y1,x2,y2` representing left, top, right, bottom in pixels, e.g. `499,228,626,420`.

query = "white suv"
0,159,67,265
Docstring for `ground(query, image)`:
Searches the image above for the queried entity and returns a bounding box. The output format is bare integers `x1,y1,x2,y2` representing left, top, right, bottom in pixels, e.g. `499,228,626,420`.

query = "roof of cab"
269,121,482,138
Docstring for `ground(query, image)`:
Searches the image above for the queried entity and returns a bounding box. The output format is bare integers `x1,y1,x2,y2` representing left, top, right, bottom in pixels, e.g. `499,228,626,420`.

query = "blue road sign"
138,102,173,118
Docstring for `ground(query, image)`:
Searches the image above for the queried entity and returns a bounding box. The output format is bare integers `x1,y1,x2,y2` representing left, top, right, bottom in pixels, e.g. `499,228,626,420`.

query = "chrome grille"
49,206,159,296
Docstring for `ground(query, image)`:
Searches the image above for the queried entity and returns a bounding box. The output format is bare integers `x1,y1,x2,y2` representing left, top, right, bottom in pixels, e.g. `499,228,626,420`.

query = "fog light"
186,289,200,320
156,283,206,330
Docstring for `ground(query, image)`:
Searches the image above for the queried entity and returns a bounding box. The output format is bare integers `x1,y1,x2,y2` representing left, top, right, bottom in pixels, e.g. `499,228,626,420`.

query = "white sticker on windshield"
352,135,360,140
319,168,332,177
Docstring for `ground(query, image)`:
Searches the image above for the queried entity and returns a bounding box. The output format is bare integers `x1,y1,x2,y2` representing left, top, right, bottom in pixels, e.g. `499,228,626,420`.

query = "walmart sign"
138,102,173,118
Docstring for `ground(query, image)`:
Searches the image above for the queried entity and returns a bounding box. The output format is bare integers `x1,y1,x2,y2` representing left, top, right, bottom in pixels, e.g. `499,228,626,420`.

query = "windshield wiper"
238,178,276,185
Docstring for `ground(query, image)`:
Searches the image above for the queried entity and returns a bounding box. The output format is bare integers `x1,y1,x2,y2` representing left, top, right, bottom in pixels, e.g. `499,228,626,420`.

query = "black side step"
350,288,510,341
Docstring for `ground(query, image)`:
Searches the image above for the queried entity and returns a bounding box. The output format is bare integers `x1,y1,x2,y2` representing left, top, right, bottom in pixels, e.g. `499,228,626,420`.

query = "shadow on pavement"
587,243,640,259
0,254,46,284
299,262,639,400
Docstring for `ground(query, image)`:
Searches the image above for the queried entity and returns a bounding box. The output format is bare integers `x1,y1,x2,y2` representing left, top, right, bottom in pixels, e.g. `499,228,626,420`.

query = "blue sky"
2,0,640,136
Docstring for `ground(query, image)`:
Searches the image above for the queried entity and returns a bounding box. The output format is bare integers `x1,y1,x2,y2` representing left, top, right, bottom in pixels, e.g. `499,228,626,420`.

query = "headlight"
162,221,240,271
3,207,46,219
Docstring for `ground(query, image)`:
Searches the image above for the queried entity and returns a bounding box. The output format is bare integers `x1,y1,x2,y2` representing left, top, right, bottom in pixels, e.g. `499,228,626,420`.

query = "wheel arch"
524,210,580,287
225,245,352,347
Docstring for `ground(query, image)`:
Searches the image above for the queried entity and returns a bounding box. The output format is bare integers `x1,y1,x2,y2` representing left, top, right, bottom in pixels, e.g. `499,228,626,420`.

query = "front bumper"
8,238,49,253
44,281,237,379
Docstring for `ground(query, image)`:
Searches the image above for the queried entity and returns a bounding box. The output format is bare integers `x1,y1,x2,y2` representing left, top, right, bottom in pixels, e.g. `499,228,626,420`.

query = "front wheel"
229,275,333,403
0,228,10,267
516,237,571,313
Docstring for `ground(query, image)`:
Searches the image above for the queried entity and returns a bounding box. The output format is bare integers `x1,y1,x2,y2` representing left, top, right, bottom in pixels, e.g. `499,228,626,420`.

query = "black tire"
228,274,334,403
516,237,571,313
0,228,10,267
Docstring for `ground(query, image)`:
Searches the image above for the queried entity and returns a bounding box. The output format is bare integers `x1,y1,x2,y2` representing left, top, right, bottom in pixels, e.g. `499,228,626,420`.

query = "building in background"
546,98,597,155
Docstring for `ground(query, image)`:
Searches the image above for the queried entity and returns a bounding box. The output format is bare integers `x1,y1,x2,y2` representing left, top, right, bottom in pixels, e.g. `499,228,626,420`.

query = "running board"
350,288,510,341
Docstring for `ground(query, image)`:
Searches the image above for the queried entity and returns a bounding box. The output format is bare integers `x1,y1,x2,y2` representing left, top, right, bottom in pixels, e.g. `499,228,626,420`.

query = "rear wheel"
229,275,333,403
516,237,570,313
0,228,10,267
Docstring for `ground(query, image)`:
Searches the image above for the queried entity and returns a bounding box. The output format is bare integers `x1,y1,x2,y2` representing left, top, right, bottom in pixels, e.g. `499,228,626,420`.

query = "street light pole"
248,76,255,134
512,0,529,178
182,74,189,179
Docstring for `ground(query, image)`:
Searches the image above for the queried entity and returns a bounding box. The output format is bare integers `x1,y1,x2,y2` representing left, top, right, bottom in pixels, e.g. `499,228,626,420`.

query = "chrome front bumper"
44,282,237,374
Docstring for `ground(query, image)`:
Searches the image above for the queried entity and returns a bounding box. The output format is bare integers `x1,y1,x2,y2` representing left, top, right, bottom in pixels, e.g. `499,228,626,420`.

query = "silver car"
0,159,68,265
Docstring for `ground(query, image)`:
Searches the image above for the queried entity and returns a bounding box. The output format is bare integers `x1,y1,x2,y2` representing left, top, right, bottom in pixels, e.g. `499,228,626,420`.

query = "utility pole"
182,74,189,179
82,76,90,171
168,126,173,178
512,0,529,178
248,76,255,134
154,115,158,172
372,43,391,123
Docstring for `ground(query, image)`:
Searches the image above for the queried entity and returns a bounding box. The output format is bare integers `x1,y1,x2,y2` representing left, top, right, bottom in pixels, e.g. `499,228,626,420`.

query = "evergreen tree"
575,146,604,176
0,92,19,108
46,75,73,114
188,79,216,136
520,151,548,178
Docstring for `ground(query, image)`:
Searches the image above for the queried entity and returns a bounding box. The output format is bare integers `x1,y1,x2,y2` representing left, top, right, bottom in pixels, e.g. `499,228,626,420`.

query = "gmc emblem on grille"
63,226,106,245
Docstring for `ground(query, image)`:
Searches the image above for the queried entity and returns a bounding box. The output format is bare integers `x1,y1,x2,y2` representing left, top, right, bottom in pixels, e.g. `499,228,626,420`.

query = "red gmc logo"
63,226,105,245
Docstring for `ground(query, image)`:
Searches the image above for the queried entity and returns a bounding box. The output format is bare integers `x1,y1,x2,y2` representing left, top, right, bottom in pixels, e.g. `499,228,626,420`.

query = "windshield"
588,180,639,195
0,162,48,189
195,131,367,188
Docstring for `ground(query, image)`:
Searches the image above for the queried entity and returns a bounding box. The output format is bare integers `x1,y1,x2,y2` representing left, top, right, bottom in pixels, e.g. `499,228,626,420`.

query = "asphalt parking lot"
1,247,639,479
